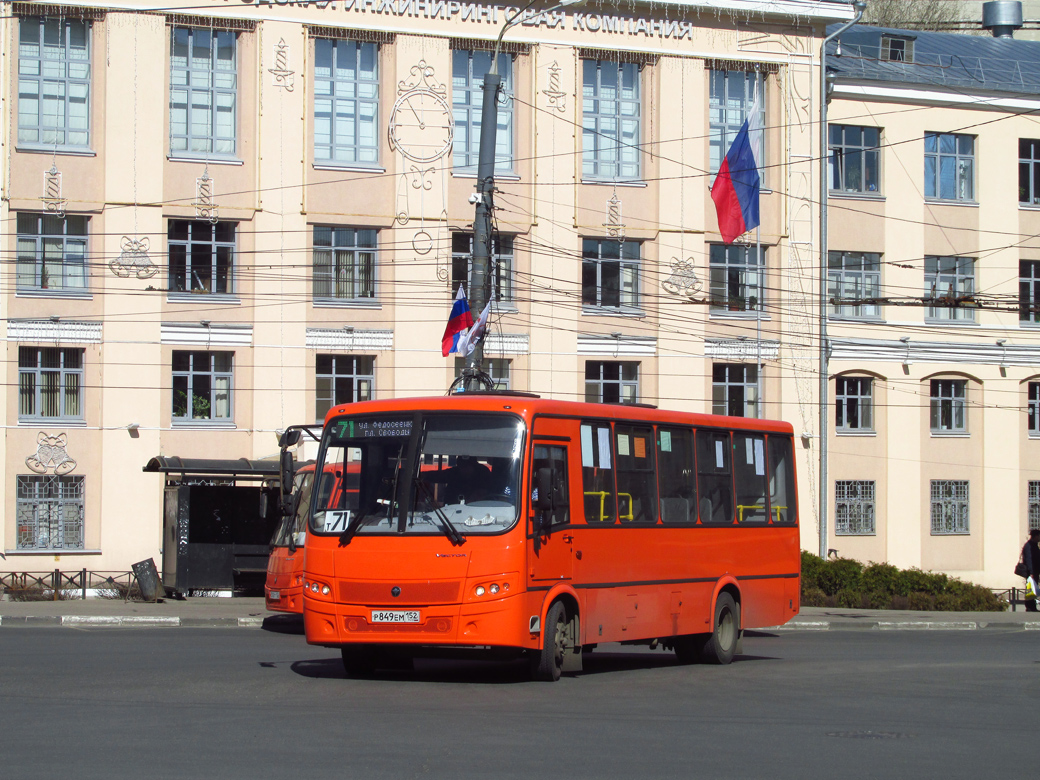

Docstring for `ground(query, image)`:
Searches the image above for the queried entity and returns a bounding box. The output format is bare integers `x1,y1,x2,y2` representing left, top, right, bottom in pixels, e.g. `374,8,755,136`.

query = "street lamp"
461,0,584,391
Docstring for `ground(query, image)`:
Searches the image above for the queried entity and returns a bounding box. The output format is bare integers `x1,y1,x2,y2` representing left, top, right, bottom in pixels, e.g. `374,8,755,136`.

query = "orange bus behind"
303,393,800,680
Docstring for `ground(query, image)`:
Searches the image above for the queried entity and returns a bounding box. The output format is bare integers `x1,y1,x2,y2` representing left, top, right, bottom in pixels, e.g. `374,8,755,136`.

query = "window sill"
171,422,237,430
16,144,96,157
1020,203,1040,210
829,314,885,323
923,318,978,326
709,311,771,321
166,293,241,305
834,532,877,537
923,198,978,207
167,155,243,166
929,431,969,437
835,429,877,436
581,307,646,318
313,298,381,309
828,190,884,201
313,163,385,173
19,418,86,427
453,171,520,181
4,548,100,556
16,289,92,300
581,179,647,188
930,531,970,537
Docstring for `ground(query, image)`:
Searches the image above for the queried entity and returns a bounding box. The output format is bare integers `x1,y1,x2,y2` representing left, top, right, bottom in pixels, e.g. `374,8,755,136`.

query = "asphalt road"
1,624,1035,779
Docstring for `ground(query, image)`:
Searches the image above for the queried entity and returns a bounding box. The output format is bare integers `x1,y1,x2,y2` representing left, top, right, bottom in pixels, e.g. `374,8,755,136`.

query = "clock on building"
389,86,454,164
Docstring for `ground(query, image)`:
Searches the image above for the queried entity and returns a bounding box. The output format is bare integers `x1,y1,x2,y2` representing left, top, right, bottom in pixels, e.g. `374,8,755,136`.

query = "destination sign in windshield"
335,417,412,439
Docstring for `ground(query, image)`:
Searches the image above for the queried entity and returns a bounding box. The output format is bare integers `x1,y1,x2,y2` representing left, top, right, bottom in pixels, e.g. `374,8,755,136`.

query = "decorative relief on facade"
577,333,656,356
306,328,394,351
7,320,102,344
485,332,529,355
542,61,567,112
160,323,253,347
268,38,295,91
26,432,77,475
195,169,218,222
705,338,780,361
661,258,703,298
110,237,158,279
42,165,67,216
604,192,625,241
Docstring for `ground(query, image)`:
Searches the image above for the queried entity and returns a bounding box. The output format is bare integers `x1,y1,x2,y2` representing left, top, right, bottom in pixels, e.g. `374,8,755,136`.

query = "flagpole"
756,225,762,418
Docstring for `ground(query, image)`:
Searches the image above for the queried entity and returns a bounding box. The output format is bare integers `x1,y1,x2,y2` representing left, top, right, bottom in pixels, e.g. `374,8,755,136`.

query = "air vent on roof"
982,1,1023,38
881,36,913,63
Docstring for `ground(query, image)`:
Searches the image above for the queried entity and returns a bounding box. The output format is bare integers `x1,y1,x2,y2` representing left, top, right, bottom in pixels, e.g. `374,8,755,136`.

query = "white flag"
457,302,491,357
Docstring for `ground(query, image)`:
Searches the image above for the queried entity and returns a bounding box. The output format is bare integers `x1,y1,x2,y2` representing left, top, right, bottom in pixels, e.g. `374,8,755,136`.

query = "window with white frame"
586,361,638,404
924,132,974,202
172,351,233,422
451,233,513,303
454,357,510,390
16,213,88,291
925,255,975,322
712,363,759,418
582,238,640,310
881,36,913,63
314,38,379,165
1029,481,1040,531
168,220,235,295
315,355,373,422
1020,260,1040,324
17,475,84,550
835,480,875,535
709,243,763,313
169,26,237,156
1029,382,1040,436
1020,139,1040,206
582,59,640,181
828,125,880,194
930,379,966,433
452,49,512,172
19,347,84,421
18,17,90,149
836,376,873,432
709,69,764,175
930,479,969,535
312,226,376,300
829,251,881,318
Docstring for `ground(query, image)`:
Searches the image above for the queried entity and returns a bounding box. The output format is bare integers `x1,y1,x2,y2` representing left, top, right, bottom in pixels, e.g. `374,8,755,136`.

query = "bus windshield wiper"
413,477,466,547
338,511,365,546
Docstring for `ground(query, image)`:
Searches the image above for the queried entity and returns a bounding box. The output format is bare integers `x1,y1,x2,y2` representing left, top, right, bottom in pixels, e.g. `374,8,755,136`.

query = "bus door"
527,429,574,587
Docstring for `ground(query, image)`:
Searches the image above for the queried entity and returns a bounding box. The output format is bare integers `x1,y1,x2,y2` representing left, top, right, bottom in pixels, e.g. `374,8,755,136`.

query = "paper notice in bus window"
660,431,672,452
617,434,630,457
754,438,766,477
598,427,612,469
323,510,351,533
746,437,754,465
715,440,724,469
634,437,646,459
581,425,594,466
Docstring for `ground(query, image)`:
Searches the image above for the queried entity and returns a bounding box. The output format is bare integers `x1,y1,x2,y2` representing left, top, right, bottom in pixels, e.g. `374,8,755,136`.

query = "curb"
770,620,1040,632
0,615,267,628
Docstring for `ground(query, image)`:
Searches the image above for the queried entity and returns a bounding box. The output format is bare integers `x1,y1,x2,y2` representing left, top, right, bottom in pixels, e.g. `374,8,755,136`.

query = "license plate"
269,590,281,601
370,609,420,624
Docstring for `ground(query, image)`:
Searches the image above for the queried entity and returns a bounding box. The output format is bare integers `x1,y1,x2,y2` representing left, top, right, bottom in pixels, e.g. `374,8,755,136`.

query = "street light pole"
462,0,583,391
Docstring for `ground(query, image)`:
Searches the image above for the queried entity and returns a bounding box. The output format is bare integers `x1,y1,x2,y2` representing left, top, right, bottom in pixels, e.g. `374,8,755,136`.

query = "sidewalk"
1,597,1039,630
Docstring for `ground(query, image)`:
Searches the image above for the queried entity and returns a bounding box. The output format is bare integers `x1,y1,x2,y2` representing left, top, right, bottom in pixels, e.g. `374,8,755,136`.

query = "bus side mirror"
534,468,554,512
279,429,302,449
280,450,295,495
258,493,269,519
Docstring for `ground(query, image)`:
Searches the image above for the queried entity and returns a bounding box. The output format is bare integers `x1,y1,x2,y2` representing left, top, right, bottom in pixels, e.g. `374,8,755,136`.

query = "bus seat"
660,497,690,524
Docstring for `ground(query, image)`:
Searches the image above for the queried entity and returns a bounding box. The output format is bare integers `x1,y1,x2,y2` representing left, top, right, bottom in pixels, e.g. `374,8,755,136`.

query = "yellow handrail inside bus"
583,491,634,523
736,504,789,523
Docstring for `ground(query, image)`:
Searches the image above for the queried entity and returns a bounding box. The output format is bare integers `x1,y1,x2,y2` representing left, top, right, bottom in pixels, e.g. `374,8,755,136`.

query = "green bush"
801,551,825,592
800,586,827,607
861,563,900,596
817,557,864,596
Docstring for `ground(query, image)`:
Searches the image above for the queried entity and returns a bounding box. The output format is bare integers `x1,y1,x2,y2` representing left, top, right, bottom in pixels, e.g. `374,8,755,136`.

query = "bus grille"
338,580,461,605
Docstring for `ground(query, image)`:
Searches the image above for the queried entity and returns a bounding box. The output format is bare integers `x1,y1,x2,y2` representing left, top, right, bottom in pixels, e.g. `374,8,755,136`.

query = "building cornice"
831,82,1040,112
830,337,1040,367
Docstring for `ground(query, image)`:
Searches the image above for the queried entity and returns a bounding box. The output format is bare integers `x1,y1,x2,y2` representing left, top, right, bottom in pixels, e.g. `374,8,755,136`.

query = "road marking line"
61,616,180,627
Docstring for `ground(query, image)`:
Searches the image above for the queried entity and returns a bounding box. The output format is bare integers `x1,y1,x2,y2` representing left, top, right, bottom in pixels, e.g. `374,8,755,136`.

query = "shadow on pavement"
262,614,305,635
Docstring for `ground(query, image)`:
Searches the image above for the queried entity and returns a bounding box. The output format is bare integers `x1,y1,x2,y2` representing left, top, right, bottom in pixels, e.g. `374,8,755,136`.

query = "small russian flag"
711,92,762,244
441,285,475,357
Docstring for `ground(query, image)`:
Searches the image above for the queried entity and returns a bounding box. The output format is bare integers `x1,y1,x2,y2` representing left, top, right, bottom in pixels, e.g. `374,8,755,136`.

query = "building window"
582,59,640,181
829,251,881,318
709,243,763,313
172,351,233,422
585,361,638,404
835,480,875,535
17,475,85,550
18,17,90,149
1020,139,1040,206
315,355,373,422
924,132,974,202
930,379,966,433
454,357,510,390
170,26,237,156
452,49,512,172
451,233,513,303
168,220,235,295
881,36,913,62
1020,260,1040,324
1029,382,1040,435
712,364,758,418
828,125,880,194
582,238,640,310
19,347,84,421
312,226,376,300
16,213,88,291
925,255,975,321
1029,481,1040,531
930,479,969,535
314,38,378,165
836,376,873,432
709,70,764,174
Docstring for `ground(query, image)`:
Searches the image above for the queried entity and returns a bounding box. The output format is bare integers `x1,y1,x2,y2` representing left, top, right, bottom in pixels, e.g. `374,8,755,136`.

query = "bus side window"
696,430,734,525
580,422,617,524
768,435,797,525
615,425,657,524
733,433,768,524
532,444,569,526
657,427,695,524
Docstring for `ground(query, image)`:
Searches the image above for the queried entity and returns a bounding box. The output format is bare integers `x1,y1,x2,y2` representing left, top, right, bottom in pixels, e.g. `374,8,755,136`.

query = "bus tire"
341,645,377,677
701,593,739,665
530,601,568,682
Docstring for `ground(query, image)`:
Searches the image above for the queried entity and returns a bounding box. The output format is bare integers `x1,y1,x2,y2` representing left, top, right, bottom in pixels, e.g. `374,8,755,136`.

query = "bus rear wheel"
530,601,568,682
701,593,739,665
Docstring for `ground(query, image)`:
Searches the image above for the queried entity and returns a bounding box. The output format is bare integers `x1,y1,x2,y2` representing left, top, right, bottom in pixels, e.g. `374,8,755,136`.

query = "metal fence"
0,569,134,600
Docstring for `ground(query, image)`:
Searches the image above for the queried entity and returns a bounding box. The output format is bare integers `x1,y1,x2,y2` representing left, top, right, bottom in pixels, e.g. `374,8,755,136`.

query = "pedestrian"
1023,529,1040,612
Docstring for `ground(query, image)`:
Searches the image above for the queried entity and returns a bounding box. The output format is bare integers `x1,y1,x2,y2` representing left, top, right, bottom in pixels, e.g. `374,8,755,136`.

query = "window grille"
17,474,84,550
1029,481,1040,531
835,480,875,535
930,480,969,535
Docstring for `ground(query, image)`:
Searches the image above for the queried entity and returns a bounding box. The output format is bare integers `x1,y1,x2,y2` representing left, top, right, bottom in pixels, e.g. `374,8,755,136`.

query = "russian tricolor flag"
711,92,762,244
441,285,475,357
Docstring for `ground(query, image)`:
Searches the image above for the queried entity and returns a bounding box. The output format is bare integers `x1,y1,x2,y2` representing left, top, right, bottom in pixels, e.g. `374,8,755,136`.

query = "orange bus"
265,464,314,614
302,393,800,680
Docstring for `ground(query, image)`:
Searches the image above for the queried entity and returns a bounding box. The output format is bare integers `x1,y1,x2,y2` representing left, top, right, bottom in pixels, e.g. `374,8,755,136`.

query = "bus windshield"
310,413,524,538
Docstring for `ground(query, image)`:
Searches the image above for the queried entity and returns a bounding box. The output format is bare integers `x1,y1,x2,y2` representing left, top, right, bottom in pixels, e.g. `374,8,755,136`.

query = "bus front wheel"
530,601,568,682
701,593,739,665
